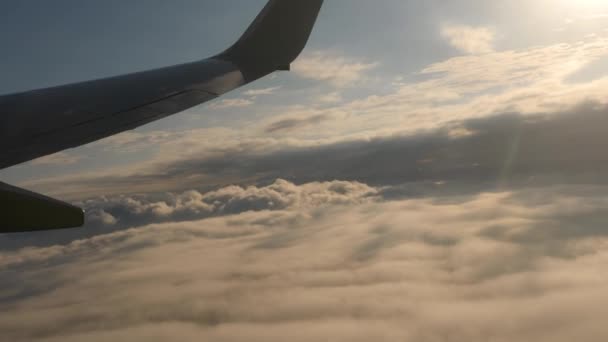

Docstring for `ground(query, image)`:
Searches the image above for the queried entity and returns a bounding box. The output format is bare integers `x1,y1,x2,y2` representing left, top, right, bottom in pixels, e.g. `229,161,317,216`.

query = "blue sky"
4,3,608,339
2,0,603,94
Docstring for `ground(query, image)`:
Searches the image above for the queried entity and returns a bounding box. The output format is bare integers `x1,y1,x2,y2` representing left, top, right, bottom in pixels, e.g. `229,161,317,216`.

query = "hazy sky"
3,1,608,341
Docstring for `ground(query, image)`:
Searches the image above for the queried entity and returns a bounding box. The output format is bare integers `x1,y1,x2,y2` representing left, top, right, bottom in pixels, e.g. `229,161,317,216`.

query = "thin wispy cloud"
264,112,336,133
206,87,280,110
293,51,378,88
243,86,282,97
441,24,496,55
207,98,254,109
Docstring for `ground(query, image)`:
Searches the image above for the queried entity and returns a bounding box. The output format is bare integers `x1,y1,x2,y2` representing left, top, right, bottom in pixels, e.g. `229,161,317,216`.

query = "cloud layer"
293,51,378,88
24,102,608,201
2,181,608,341
85,179,377,230
441,24,496,54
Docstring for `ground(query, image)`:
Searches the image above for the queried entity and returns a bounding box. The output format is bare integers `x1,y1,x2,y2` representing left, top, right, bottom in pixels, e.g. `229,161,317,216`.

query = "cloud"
205,35,608,147
22,102,608,201
293,51,378,87
243,86,281,97
264,113,335,133
207,98,254,109
29,152,80,166
441,24,496,54
95,127,239,156
310,34,608,136
562,13,608,26
0,180,378,250
204,85,282,110
3,182,608,341
83,179,377,229
88,209,118,226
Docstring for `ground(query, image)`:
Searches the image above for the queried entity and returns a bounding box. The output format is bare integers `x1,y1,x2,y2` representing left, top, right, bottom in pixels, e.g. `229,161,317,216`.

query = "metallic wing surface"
0,0,324,232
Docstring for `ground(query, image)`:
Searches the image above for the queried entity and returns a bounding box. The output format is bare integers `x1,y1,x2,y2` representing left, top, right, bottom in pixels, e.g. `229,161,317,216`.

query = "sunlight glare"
561,0,608,9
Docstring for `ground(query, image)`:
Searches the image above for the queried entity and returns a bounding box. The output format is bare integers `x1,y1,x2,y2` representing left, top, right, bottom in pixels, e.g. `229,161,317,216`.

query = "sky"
3,0,608,341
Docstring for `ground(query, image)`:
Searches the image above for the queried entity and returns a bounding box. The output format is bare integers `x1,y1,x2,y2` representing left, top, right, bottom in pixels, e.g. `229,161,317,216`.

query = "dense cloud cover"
4,101,608,340
3,182,608,341
3,101,608,341
0,180,378,250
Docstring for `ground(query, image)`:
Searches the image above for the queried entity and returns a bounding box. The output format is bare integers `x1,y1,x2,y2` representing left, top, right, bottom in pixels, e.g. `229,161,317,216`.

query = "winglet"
216,0,324,80
0,182,84,233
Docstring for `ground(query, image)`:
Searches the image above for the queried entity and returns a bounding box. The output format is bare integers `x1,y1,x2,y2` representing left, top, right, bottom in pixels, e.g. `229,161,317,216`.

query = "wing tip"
0,182,85,233
217,0,324,79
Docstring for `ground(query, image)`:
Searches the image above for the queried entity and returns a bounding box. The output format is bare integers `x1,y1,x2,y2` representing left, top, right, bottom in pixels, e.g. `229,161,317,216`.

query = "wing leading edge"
0,0,324,233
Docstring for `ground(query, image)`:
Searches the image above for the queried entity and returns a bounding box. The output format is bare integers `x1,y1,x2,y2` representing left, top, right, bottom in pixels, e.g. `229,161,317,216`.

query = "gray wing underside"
0,0,324,170
0,60,241,170
0,0,324,233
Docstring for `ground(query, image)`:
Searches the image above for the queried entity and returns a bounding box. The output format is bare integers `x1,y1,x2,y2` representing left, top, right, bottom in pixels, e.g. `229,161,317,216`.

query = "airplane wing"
0,0,324,233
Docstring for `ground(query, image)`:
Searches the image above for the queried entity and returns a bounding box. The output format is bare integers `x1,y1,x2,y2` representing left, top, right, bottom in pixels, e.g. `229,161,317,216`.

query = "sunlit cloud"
315,34,608,135
243,86,282,97
207,98,254,109
3,182,608,341
293,51,378,88
441,24,496,55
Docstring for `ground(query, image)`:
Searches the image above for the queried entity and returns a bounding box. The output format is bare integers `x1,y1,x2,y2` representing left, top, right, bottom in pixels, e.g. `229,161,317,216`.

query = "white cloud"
88,209,118,226
19,95,608,202
441,24,496,55
293,51,378,87
310,34,608,136
203,87,279,111
243,86,282,97
3,183,608,341
84,179,378,229
265,35,608,140
207,98,254,109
